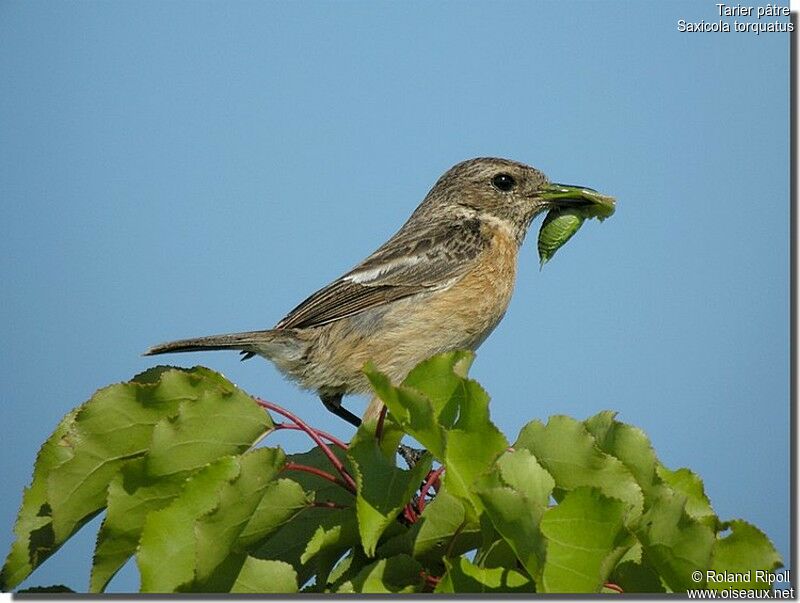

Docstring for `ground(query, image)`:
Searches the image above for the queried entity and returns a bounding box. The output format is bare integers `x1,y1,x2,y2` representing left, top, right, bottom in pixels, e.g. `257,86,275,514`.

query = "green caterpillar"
537,208,586,267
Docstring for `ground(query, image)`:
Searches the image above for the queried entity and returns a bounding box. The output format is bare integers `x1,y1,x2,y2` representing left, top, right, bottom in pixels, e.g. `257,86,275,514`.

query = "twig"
256,397,357,493
604,582,624,593
421,571,441,590
402,503,419,524
375,404,388,442
282,462,352,491
445,520,467,559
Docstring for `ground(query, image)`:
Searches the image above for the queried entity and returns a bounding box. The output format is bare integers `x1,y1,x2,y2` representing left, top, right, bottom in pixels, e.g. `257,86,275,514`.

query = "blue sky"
0,1,790,593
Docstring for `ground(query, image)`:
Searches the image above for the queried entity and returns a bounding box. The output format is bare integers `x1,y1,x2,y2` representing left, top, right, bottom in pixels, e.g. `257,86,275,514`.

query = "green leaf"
493,448,555,509
48,367,270,549
252,507,349,587
47,383,169,542
436,556,532,593
709,520,782,590
137,448,282,593
4,366,267,591
442,379,509,512
583,411,660,499
325,548,372,592
474,449,555,582
515,416,643,520
0,407,79,590
364,366,446,458
610,560,666,593
412,490,481,567
336,554,424,594
17,584,76,593
299,511,359,588
230,557,298,593
539,487,628,593
474,520,520,571
192,448,285,587
400,350,475,427
46,376,181,541
636,484,715,591
301,517,356,566
237,478,312,549
91,459,187,591
347,424,432,556
91,382,270,592
366,358,508,516
368,412,407,460
477,486,546,583
1,354,784,595
656,464,717,528
145,371,271,477
137,455,240,592
372,523,415,560
245,443,355,586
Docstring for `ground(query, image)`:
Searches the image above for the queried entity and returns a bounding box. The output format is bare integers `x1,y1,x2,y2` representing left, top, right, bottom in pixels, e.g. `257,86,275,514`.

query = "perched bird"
145,157,613,427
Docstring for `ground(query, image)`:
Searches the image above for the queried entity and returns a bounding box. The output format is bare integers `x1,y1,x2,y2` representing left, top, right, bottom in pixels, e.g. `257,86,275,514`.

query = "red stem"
375,404,388,442
604,582,624,593
403,503,419,524
256,397,357,493
417,466,446,513
273,422,348,451
422,571,441,589
283,462,352,491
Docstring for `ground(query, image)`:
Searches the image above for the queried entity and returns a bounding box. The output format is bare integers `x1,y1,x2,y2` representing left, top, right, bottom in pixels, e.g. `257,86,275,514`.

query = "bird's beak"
538,183,616,219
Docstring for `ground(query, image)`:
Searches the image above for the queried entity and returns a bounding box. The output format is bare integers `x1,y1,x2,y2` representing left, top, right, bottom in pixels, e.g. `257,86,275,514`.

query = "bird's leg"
320,393,362,428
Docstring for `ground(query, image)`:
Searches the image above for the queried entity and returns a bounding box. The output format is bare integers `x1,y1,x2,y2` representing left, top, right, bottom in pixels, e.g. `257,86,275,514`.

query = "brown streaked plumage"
145,157,607,427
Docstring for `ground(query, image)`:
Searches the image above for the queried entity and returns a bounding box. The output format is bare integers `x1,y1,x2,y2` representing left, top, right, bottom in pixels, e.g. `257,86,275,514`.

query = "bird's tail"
144,329,304,362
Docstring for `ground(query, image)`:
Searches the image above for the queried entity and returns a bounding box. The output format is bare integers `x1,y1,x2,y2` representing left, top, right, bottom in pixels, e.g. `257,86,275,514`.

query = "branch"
256,397,357,493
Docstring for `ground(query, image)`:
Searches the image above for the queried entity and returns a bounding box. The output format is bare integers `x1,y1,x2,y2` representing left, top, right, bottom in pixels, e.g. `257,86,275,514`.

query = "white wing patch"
343,255,425,285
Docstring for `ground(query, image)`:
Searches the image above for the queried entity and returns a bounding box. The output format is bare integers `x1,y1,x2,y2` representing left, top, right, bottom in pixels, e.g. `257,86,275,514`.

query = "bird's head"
423,157,615,244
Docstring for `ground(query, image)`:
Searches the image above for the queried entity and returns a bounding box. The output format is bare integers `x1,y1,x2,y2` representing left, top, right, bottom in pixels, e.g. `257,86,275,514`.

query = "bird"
145,157,611,427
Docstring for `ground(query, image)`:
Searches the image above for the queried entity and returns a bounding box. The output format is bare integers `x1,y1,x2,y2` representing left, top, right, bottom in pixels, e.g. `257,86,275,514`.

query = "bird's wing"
276,217,488,329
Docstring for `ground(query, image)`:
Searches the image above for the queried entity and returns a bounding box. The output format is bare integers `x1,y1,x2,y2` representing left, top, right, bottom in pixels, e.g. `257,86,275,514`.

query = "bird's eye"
491,173,516,192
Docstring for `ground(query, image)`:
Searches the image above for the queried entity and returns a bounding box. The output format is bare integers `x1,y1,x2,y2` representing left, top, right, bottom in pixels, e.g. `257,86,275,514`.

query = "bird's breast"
426,221,519,345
